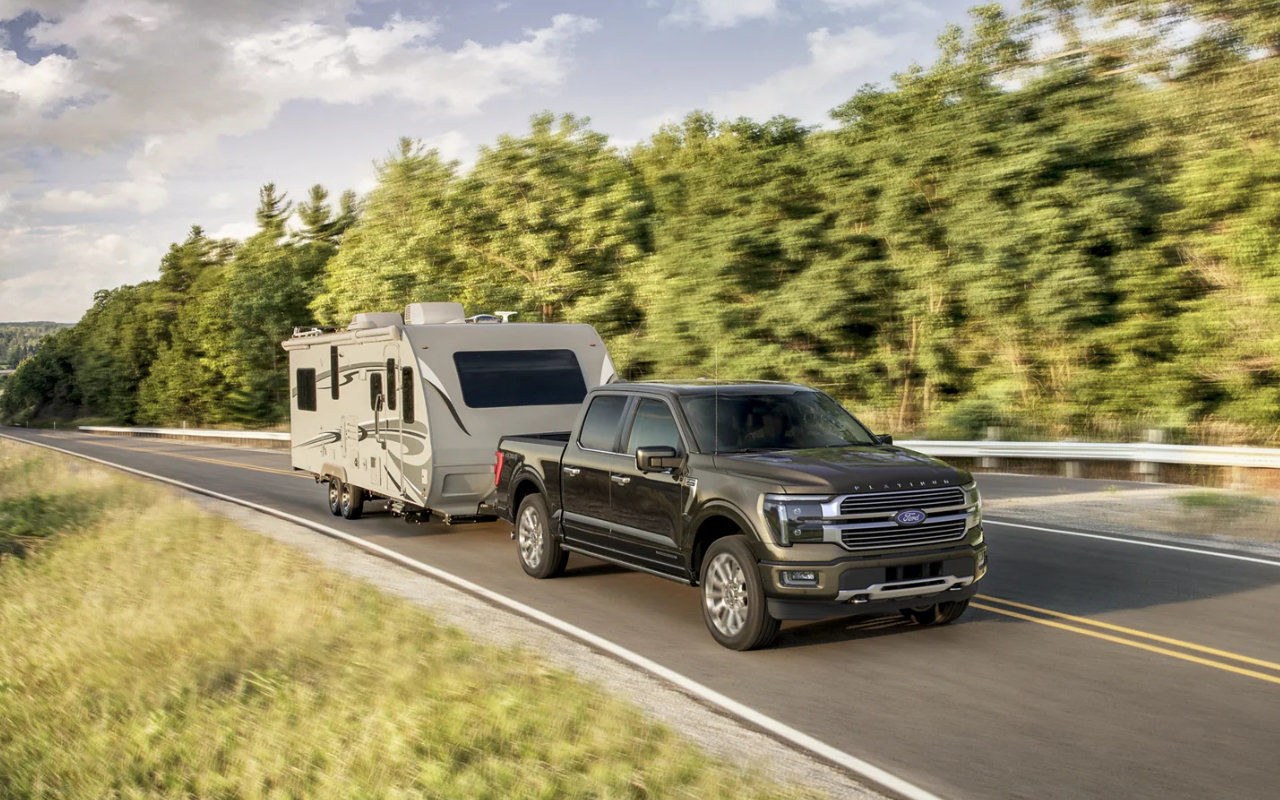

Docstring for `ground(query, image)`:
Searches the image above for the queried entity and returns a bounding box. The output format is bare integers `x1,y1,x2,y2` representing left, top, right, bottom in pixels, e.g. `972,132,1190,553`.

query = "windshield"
679,390,878,453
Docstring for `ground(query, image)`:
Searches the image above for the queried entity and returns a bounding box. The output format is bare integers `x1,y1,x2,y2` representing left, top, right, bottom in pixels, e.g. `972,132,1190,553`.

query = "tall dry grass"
0,440,806,799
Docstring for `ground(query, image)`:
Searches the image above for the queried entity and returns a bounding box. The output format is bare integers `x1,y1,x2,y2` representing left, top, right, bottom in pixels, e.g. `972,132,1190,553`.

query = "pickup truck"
491,382,987,650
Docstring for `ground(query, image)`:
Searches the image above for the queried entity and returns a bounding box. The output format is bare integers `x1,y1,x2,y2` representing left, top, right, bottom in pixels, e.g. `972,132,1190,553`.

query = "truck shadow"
773,613,930,649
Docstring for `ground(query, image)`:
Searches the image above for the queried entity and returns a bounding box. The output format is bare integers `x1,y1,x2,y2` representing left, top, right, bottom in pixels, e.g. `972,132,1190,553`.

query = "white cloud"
209,221,258,241
706,25,908,122
422,130,473,165
0,225,160,321
0,3,599,214
207,192,236,210
666,0,780,28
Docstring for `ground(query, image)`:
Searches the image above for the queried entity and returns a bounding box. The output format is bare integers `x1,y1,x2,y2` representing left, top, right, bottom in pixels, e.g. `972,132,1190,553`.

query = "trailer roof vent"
405,302,466,325
348,312,404,330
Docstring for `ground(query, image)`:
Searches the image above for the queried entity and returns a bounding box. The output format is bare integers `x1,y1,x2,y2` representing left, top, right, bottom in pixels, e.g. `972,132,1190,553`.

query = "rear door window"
453,349,587,408
577,395,628,452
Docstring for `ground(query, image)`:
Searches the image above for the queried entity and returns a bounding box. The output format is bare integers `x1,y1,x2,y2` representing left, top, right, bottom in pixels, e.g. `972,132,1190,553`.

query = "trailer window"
401,367,415,423
385,359,397,410
329,346,340,400
296,368,316,411
453,349,587,409
370,373,383,410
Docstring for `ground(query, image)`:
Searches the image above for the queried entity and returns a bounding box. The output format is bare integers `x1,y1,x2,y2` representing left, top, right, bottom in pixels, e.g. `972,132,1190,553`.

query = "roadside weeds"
0,439,879,800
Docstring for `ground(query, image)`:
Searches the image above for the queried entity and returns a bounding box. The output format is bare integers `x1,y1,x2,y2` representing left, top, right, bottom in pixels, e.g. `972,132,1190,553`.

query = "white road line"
0,432,944,800
986,518,1280,567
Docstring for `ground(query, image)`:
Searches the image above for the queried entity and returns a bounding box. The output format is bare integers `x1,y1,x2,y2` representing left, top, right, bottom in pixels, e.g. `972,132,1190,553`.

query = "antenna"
714,343,720,456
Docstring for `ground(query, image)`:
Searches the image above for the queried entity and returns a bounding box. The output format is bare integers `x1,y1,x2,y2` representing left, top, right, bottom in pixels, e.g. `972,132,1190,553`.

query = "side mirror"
876,433,893,445
375,392,385,412
636,445,683,473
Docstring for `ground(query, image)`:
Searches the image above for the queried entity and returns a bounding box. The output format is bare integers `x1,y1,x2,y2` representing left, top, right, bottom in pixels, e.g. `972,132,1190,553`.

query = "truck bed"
501,431,571,445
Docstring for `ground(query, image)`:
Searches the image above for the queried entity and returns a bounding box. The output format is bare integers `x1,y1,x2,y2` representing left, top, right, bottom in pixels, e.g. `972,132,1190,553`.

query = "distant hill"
0,322,70,370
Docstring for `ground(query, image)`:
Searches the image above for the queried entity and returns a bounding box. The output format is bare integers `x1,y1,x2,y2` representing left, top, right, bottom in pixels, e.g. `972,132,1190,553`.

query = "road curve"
4,428,1279,800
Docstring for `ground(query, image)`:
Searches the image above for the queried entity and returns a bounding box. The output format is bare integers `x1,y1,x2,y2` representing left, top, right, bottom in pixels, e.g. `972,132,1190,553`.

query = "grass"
0,439,806,800
1176,490,1266,516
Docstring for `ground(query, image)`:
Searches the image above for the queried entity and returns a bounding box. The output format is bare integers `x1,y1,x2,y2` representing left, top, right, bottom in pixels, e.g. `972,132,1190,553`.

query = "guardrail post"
982,427,1002,471
1135,428,1163,483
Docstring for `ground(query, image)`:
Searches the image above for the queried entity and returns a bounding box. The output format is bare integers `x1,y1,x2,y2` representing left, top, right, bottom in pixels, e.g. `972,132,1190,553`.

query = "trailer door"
382,345,405,499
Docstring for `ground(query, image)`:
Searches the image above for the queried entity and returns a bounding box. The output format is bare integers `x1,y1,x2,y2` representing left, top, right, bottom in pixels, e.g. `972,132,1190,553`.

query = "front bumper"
759,538,987,621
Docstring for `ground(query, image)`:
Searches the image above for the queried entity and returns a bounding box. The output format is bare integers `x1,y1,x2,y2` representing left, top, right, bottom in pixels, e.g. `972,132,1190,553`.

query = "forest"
0,323,67,370
3,1,1279,444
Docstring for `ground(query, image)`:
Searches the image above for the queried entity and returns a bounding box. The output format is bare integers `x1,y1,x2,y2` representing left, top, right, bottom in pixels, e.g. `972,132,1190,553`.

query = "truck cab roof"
602,381,816,398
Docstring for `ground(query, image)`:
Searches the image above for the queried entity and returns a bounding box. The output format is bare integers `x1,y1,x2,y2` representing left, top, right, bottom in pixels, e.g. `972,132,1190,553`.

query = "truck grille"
839,517,968,551
839,486,964,515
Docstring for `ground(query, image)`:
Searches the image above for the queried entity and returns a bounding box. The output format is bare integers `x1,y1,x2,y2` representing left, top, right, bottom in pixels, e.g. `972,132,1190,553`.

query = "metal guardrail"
79,426,290,442
897,440,1280,469
76,427,1280,469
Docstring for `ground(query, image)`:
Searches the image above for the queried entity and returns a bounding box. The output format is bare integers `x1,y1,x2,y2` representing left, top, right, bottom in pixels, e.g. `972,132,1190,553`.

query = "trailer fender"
321,463,348,484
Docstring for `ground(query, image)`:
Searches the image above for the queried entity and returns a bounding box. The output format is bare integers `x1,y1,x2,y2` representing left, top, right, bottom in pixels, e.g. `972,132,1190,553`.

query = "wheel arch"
511,469,548,521
688,503,756,583
321,463,348,484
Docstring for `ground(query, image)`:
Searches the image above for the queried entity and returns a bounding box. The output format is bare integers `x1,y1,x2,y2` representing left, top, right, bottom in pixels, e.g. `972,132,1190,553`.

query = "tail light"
493,450,505,487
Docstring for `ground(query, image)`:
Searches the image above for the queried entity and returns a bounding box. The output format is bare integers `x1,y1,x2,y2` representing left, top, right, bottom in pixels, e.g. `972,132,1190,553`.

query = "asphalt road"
5,428,1279,800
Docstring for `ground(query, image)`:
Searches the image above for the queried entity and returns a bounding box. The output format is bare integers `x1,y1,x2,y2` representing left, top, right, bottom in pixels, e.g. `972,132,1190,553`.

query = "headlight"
761,494,827,545
963,481,982,529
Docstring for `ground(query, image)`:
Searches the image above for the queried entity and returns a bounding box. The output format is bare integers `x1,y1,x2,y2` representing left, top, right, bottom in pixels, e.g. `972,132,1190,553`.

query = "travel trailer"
282,302,615,522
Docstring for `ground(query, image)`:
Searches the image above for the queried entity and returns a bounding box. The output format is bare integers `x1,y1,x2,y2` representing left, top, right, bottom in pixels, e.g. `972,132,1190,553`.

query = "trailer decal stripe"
425,382,470,437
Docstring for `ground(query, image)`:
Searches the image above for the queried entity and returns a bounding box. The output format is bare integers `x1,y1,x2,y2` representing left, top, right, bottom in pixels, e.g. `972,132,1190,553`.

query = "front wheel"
515,494,567,579
339,483,364,520
700,535,779,650
902,598,970,626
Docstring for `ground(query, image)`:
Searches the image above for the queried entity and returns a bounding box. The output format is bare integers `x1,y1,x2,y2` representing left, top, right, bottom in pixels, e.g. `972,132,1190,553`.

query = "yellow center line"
977,594,1280,672
73,436,307,479
971,602,1280,687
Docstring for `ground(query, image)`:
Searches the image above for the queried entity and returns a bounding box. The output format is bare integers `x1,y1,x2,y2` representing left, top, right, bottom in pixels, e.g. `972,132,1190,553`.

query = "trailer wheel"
326,479,343,516
516,493,567,579
339,482,364,520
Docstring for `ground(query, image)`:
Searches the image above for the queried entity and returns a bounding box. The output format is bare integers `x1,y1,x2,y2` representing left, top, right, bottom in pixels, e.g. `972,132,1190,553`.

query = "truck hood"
712,445,971,495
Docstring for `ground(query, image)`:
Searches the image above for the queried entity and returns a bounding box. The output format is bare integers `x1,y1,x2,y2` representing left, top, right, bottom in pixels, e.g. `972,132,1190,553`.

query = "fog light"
780,570,818,587
976,550,988,577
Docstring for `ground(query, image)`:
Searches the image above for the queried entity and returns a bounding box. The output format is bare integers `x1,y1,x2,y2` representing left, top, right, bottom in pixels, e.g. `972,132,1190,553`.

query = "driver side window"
625,398,682,454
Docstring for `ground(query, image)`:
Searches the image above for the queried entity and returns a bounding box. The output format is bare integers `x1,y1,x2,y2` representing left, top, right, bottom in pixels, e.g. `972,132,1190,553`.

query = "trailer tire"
326,479,343,516
339,482,364,520
515,493,567,579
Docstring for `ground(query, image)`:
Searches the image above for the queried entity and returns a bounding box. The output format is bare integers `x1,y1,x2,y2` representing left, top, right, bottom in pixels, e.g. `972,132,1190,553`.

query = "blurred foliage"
4,1,1280,442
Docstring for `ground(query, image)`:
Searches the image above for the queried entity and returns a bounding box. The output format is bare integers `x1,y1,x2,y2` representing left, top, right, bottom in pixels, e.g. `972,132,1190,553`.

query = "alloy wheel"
518,505,544,569
703,552,749,637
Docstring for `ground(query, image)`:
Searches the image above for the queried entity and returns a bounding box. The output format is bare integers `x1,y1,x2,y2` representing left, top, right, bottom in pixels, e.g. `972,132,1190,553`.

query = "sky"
0,0,992,322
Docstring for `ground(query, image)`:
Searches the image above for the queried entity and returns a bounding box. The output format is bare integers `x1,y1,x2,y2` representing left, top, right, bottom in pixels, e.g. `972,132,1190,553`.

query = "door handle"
610,475,631,486
563,466,581,477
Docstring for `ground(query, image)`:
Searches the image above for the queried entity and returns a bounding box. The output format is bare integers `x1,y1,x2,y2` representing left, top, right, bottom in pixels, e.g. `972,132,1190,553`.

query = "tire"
326,479,343,516
339,482,364,520
699,535,780,651
902,598,970,626
515,493,567,579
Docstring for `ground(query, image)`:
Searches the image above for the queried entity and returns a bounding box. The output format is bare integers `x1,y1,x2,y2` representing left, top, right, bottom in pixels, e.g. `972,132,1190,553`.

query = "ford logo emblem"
894,509,927,526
